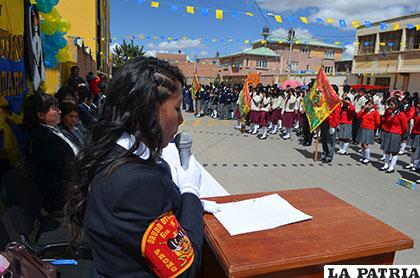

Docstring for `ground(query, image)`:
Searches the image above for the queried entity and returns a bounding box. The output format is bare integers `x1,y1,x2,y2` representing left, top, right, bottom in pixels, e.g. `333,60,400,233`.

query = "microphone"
174,132,193,170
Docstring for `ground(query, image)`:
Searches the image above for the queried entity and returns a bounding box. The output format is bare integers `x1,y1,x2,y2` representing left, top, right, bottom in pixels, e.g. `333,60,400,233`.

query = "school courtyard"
180,112,419,265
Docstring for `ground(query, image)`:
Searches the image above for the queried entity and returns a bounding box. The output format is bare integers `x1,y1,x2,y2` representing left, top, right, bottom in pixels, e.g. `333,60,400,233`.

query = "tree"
112,40,145,70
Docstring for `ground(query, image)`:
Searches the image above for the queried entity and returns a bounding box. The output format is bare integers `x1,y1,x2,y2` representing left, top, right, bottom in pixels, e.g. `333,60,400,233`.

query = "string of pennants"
132,0,420,31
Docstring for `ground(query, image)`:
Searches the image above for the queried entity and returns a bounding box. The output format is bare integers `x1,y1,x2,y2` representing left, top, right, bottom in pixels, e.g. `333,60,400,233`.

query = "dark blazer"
84,145,204,277
77,103,97,128
25,124,75,212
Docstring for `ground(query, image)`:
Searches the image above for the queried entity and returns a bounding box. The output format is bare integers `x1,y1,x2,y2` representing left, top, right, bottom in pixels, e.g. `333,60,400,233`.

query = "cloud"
257,0,414,28
199,50,209,57
147,39,203,51
343,44,355,60
271,27,315,41
110,43,120,54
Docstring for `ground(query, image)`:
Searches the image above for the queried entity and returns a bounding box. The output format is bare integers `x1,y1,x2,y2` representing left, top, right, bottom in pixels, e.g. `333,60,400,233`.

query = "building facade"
352,13,420,92
156,53,219,84
217,36,345,85
57,0,111,75
217,47,280,84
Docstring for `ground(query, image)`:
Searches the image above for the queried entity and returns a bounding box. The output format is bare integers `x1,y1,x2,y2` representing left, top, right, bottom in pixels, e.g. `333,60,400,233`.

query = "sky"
110,0,419,61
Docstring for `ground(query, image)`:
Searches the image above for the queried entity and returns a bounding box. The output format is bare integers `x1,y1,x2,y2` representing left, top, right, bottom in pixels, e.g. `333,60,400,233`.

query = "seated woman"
59,102,84,149
23,94,79,212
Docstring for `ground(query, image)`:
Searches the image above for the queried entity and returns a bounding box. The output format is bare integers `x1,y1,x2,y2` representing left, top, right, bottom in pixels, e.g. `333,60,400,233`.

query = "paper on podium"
213,194,312,236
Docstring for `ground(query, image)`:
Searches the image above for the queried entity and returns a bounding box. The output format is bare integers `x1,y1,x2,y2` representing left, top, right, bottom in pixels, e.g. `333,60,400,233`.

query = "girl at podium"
65,57,204,277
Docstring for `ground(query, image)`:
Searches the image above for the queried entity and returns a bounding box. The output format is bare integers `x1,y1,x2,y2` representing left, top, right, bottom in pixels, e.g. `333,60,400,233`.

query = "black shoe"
319,156,326,162
303,142,311,146
323,158,332,163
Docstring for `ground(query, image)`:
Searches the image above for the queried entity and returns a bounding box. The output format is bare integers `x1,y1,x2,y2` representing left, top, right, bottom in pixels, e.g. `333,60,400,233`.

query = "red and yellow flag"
191,74,200,99
303,68,340,132
239,80,251,116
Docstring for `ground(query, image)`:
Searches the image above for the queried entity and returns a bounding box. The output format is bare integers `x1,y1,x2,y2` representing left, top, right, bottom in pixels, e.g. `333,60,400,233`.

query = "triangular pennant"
186,6,195,15
216,9,223,20
150,1,159,8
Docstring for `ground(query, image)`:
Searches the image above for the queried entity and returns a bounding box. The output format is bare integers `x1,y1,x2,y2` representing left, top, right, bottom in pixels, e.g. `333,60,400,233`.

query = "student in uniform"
399,95,415,154
337,97,355,155
380,97,408,173
352,89,367,144
249,87,262,134
65,57,204,277
258,88,271,140
357,98,380,164
281,88,297,140
406,99,420,171
269,87,281,134
319,85,341,163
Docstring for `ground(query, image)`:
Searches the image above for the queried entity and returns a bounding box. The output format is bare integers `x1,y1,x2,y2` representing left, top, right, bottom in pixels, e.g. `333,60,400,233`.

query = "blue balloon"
44,55,58,69
37,3,53,13
56,36,67,49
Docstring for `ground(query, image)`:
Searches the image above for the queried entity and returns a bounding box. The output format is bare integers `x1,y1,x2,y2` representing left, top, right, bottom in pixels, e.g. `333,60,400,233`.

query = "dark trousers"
321,121,336,160
352,114,360,143
302,114,312,145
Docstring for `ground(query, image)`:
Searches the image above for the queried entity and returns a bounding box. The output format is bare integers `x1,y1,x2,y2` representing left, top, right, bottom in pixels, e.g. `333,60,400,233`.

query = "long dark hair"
65,57,185,247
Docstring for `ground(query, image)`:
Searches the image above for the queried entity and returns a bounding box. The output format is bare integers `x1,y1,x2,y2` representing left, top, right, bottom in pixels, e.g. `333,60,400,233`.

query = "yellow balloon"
57,18,71,33
56,47,70,62
40,20,56,35
40,7,57,21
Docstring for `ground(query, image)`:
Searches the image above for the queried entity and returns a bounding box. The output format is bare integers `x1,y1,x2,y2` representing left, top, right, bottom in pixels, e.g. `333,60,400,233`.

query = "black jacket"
84,145,204,277
25,124,75,212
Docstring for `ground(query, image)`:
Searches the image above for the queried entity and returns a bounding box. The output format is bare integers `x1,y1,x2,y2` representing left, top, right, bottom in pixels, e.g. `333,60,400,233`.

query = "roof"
252,38,346,50
357,12,420,29
221,47,279,59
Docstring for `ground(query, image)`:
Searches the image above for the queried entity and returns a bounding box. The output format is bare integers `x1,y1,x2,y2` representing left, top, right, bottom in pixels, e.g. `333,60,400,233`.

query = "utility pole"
287,27,295,80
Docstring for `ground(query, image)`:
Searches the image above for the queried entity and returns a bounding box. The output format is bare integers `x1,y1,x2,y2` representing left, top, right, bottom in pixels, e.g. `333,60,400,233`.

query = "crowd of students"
185,82,420,177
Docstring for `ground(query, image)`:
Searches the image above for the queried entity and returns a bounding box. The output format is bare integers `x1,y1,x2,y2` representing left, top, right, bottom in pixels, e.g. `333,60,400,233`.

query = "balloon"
44,55,58,68
40,20,56,35
37,3,53,13
56,36,67,49
40,7,57,21
56,47,70,62
47,0,59,6
57,18,71,33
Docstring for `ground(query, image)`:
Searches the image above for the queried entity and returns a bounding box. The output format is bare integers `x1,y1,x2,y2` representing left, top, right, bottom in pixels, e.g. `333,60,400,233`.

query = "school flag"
191,73,200,99
303,68,340,132
238,80,251,116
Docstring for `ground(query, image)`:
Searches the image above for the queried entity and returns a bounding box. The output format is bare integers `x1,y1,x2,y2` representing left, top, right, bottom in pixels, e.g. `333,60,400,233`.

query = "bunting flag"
191,74,201,100
417,25,420,31
186,6,194,14
150,1,159,8
365,21,372,28
339,19,346,27
216,9,223,20
246,12,254,17
201,8,209,16
239,80,251,116
393,23,400,30
274,15,282,23
300,17,308,24
303,68,340,133
326,18,334,24
352,20,360,28
380,22,387,30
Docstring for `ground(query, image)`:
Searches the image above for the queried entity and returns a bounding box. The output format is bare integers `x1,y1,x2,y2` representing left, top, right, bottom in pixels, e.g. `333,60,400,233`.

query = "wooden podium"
199,188,413,278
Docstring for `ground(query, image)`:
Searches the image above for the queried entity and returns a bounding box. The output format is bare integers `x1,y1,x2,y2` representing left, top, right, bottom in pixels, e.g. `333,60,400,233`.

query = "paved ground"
180,112,419,264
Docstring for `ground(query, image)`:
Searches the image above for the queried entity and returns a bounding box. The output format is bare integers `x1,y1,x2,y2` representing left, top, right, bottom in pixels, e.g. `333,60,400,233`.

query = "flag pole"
314,127,319,161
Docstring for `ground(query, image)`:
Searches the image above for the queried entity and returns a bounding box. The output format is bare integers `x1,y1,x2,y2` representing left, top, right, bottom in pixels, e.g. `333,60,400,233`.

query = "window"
324,50,335,59
212,60,217,64
324,66,333,74
289,61,299,72
246,58,249,67
379,30,402,52
366,77,371,85
358,34,376,54
375,77,391,87
406,28,420,50
301,47,311,55
256,60,268,68
306,65,310,70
